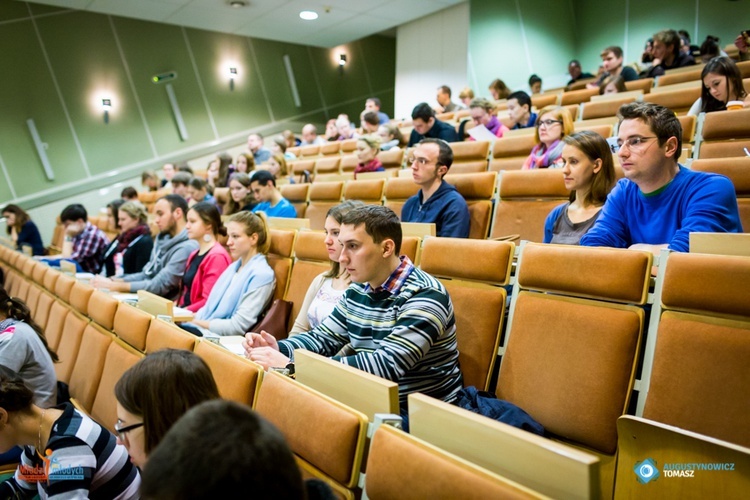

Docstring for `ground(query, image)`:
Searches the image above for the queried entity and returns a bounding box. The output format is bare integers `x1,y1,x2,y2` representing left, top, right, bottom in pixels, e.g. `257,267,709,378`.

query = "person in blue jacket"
2,205,44,256
250,170,297,219
401,139,470,238
580,102,742,253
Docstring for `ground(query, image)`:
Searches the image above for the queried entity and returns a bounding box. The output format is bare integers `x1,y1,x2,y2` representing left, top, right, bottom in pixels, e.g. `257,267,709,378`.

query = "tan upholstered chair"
88,290,119,331
314,157,341,175
383,177,420,218
263,228,296,306
285,231,329,335
420,238,514,391
491,169,569,242
624,78,654,94
280,183,310,218
299,144,321,157
306,182,344,230
54,274,76,303
194,339,263,406
560,88,599,106
366,424,543,500
691,157,750,230
531,93,560,109
24,284,41,319
343,178,385,205
90,339,144,433
69,281,95,317
694,108,750,159
580,95,639,121
450,140,490,173
254,371,368,497
68,323,114,412
489,134,537,171
643,84,701,115
657,67,703,87
42,268,59,292
145,318,197,353
340,138,358,154
497,243,651,497
45,300,70,351
53,309,88,384
444,171,497,239
34,290,56,332
31,262,47,285
377,148,404,171
340,154,359,173
320,142,341,156
113,303,153,352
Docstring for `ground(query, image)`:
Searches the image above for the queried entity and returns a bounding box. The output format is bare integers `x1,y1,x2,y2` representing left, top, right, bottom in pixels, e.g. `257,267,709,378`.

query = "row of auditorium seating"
2,231,749,498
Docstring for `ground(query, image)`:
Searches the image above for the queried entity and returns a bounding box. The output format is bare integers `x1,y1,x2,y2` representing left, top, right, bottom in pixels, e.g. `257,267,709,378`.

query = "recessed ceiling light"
229,1,247,8
300,10,318,20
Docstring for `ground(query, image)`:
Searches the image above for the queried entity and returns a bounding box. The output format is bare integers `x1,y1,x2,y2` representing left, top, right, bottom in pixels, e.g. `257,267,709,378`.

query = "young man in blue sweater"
243,205,463,408
401,138,471,238
580,102,741,253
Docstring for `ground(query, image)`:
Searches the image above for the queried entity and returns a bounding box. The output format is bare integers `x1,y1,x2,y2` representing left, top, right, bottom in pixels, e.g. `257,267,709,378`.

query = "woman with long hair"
354,135,384,179
182,211,275,337
2,204,44,256
522,105,574,170
225,173,256,215
0,368,141,497
288,201,363,335
0,285,58,408
544,130,616,245
688,56,749,115
114,349,220,469
377,124,404,151
179,202,231,313
102,201,153,277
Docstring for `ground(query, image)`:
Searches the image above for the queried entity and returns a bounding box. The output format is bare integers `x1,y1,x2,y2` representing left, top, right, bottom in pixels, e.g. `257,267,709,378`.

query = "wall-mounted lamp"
338,54,347,75
229,67,238,91
101,98,112,124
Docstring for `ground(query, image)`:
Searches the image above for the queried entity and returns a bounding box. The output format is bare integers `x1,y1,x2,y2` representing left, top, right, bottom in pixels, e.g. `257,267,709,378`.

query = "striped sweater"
0,403,140,499
279,263,463,406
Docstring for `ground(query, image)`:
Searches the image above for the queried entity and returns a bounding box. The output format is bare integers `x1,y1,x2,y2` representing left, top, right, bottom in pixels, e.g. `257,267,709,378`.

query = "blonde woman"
354,135,384,179
522,105,574,170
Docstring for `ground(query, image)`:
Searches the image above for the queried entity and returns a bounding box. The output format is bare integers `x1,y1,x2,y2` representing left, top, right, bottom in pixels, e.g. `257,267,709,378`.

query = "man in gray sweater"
91,194,198,300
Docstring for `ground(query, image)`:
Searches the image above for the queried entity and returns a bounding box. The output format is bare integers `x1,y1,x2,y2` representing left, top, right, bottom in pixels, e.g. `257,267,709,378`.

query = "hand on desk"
243,331,287,370
90,275,130,292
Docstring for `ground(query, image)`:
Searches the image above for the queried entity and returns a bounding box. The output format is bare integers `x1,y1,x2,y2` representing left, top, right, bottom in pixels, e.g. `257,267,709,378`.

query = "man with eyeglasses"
401,138,471,238
580,102,741,253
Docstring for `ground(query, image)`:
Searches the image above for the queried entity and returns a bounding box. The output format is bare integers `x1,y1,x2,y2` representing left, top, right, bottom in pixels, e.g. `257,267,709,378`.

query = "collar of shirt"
365,255,414,295
74,221,95,242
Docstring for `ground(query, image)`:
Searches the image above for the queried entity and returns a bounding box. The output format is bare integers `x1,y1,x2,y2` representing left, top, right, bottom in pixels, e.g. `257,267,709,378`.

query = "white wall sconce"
101,98,112,124
229,67,238,91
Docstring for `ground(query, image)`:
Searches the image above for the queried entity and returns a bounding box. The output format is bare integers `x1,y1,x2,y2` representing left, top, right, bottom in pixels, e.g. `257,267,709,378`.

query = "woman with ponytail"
179,211,275,337
0,286,57,409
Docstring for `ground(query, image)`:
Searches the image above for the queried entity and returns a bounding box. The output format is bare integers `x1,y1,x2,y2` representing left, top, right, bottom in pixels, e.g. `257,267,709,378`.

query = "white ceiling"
25,0,465,48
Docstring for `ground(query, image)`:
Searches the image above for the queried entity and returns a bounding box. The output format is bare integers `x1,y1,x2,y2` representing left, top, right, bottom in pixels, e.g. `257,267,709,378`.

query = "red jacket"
179,243,232,312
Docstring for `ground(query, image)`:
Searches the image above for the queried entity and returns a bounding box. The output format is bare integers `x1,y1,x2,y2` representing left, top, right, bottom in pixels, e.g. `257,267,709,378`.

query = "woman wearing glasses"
114,349,220,469
544,131,616,244
0,367,141,498
522,106,574,170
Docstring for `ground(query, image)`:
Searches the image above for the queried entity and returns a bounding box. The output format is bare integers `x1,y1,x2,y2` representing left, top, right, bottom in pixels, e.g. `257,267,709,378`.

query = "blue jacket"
401,181,471,238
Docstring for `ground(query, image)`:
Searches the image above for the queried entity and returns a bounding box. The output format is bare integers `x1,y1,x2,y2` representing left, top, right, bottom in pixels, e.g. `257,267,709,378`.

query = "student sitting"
406,103,459,147
114,349,220,469
645,29,696,78
120,186,139,202
468,97,509,139
544,131,616,245
179,202,231,313
140,400,331,499
289,201,363,335
588,46,638,88
354,135,384,179
599,75,627,95
522,106,574,170
226,173,256,215
187,177,217,207
506,91,537,130
251,170,297,218
244,205,463,411
377,124,404,151
0,287,57,408
688,56,750,116
401,139,470,238
2,204,44,256
171,172,192,201
59,204,110,274
182,211,275,337
0,368,140,498
91,195,199,300
102,201,153,277
581,102,742,253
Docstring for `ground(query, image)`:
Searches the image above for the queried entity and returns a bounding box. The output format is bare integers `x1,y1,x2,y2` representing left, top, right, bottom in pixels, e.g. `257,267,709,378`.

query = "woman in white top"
289,200,364,335
688,56,750,116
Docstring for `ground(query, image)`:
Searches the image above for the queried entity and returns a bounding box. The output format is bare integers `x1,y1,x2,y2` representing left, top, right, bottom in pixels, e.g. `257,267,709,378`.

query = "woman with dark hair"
181,211,275,337
0,368,140,496
688,56,749,115
598,75,627,95
207,153,232,189
114,349,220,469
0,286,57,409
226,173,256,215
288,201,363,335
544,131,616,245
102,201,153,277
488,78,511,100
179,202,231,313
2,204,44,256
232,153,255,175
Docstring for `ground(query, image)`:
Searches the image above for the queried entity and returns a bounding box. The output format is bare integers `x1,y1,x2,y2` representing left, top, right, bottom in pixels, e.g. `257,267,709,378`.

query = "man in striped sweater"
245,205,463,408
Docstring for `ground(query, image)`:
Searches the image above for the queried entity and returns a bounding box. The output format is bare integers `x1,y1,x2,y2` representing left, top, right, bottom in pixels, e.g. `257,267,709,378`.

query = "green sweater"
279,266,463,406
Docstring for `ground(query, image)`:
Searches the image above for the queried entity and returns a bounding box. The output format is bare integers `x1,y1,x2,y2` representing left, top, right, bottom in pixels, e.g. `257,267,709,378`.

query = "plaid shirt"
364,256,414,295
71,222,109,274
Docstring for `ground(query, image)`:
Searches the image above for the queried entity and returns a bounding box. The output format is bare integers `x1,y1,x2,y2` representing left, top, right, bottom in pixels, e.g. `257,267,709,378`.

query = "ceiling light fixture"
299,10,318,20
229,1,247,8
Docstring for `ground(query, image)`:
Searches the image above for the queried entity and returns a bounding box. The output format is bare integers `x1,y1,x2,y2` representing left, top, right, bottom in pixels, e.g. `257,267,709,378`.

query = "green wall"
0,2,395,208
470,0,750,91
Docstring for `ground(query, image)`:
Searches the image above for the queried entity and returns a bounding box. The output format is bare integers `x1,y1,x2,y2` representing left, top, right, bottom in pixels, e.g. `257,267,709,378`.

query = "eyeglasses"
536,119,563,129
407,156,441,167
114,422,144,439
610,136,657,154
